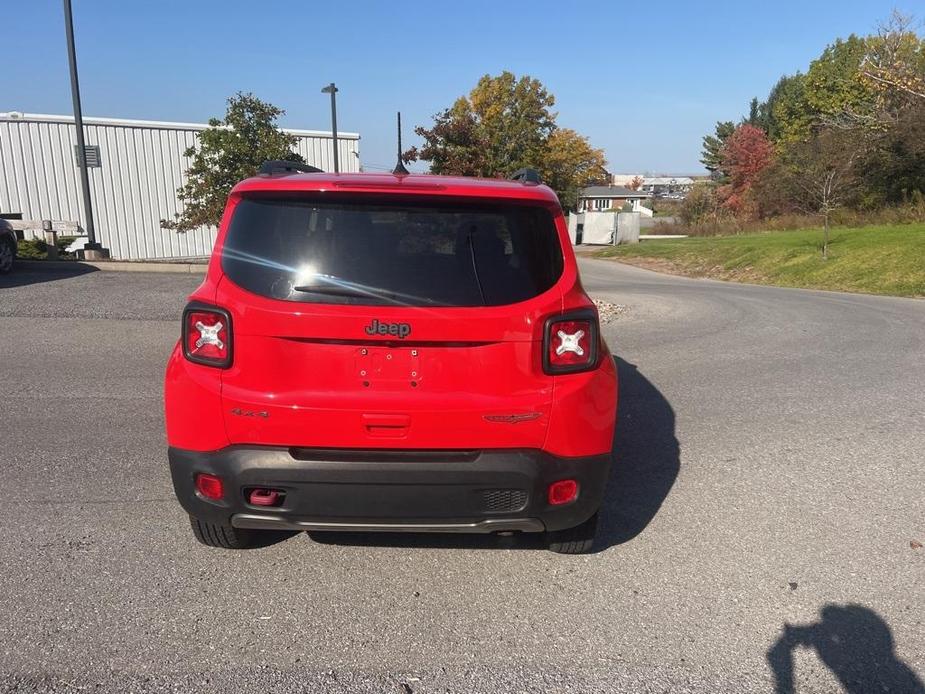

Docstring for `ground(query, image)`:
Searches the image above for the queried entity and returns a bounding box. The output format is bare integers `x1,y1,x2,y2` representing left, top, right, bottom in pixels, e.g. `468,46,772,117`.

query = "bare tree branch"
859,11,925,103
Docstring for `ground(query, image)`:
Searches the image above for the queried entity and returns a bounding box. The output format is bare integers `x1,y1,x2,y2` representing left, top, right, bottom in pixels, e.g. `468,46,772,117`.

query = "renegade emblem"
365,319,411,339
230,408,269,418
484,412,542,424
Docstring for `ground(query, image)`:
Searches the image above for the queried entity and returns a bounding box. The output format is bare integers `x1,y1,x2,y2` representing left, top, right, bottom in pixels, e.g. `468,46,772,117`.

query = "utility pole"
321,83,339,173
63,0,98,249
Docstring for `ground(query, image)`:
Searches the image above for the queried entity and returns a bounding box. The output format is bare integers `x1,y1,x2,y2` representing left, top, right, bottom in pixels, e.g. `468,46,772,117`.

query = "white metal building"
610,174,696,195
0,112,361,260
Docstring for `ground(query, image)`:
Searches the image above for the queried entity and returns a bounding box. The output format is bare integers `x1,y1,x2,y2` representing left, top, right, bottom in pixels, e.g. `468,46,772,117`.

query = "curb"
18,259,208,274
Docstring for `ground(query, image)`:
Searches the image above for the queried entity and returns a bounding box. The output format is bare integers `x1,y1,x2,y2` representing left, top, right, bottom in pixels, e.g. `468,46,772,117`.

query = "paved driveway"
1,261,922,693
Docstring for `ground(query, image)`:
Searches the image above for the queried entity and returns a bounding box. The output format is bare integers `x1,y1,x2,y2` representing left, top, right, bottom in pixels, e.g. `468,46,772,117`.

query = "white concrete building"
0,112,361,260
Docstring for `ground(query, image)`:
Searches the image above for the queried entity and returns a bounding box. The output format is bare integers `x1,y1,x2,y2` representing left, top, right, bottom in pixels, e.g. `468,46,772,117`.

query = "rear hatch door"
216,193,565,450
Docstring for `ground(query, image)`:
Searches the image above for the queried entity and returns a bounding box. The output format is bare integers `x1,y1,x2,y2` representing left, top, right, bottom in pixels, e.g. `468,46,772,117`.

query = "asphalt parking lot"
1,260,923,693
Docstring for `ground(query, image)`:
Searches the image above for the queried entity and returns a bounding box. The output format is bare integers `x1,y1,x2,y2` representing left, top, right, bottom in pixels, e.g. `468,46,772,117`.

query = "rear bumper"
169,446,611,533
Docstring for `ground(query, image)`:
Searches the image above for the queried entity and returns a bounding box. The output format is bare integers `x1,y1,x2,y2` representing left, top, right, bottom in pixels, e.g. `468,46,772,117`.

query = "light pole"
63,0,97,249
321,83,339,173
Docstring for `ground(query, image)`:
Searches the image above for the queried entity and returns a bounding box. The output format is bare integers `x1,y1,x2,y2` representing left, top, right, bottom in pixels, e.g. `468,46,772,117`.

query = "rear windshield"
221,195,564,306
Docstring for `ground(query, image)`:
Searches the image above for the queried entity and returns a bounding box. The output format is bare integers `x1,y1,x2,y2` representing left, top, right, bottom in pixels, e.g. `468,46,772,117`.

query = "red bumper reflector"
548,479,579,505
195,473,224,500
248,488,282,507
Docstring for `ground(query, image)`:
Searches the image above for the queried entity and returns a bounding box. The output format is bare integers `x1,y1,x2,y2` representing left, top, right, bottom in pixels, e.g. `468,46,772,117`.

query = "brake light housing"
182,303,233,368
195,472,224,500
548,479,579,505
543,309,600,374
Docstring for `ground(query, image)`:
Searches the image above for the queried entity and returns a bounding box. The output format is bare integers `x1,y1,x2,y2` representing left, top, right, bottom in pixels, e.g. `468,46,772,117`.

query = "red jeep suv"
165,162,618,553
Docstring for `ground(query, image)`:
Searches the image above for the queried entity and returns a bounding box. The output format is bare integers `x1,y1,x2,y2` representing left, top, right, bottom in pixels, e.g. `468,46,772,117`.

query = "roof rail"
510,168,542,185
258,160,324,176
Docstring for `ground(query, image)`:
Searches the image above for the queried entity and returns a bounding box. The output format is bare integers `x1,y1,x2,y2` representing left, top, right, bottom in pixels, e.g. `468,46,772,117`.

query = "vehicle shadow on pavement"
0,264,98,289
595,356,679,550
309,356,678,553
767,604,924,693
307,530,547,551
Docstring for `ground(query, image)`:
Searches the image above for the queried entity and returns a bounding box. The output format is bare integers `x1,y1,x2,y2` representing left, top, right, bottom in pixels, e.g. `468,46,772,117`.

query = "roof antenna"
393,111,409,175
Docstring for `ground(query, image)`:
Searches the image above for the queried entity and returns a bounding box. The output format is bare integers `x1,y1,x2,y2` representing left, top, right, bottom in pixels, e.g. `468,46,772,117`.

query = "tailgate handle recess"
362,414,411,438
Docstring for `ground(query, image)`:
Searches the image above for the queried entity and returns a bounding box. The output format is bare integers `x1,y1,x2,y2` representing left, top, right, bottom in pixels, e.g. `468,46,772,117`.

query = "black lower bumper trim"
232,514,545,534
169,446,611,533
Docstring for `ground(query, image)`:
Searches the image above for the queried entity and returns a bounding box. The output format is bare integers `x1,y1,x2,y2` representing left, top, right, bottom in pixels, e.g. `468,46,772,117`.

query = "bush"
653,172,925,237
679,185,723,226
56,235,80,258
651,202,925,237
16,238,48,259
15,235,85,260
650,198,684,217
56,235,78,250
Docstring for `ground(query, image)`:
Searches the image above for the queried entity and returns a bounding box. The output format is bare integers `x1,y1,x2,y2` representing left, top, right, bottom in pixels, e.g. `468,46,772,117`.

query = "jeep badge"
365,319,411,339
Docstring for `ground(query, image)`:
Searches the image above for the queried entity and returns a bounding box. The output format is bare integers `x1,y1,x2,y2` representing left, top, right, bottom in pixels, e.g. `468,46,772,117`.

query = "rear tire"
0,237,15,274
189,515,262,549
546,512,598,554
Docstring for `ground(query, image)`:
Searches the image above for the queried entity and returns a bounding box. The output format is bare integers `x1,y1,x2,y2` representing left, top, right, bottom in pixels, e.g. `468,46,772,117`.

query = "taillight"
182,304,233,368
195,473,224,500
543,310,599,374
548,479,579,505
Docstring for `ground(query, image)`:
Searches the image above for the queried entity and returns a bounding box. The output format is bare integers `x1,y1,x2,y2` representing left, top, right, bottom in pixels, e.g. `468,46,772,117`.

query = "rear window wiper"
293,283,444,306
466,228,487,304
293,283,431,305
292,284,372,298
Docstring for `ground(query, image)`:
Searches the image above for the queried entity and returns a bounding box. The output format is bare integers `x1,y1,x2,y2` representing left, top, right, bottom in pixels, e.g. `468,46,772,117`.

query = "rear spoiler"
259,160,323,176
510,168,542,185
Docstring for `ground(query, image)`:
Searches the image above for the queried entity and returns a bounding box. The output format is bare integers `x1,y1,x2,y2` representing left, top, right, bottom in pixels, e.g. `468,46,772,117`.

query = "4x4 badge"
365,319,411,339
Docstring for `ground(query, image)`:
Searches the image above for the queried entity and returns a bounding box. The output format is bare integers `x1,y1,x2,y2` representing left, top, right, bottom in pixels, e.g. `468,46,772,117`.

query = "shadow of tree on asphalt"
767,604,924,693
595,356,680,550
0,264,98,289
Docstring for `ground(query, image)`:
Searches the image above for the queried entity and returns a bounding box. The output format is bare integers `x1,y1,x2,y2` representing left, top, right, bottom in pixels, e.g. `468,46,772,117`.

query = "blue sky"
2,0,903,174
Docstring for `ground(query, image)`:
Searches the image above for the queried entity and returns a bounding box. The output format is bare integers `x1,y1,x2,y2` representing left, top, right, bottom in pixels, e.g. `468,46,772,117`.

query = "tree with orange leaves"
719,124,775,216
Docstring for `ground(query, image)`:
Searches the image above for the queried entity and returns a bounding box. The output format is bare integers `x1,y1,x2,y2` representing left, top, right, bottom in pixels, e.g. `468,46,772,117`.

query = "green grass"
594,224,925,297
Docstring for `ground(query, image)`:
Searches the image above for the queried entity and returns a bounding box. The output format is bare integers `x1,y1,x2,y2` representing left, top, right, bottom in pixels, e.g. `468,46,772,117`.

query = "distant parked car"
0,219,16,274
